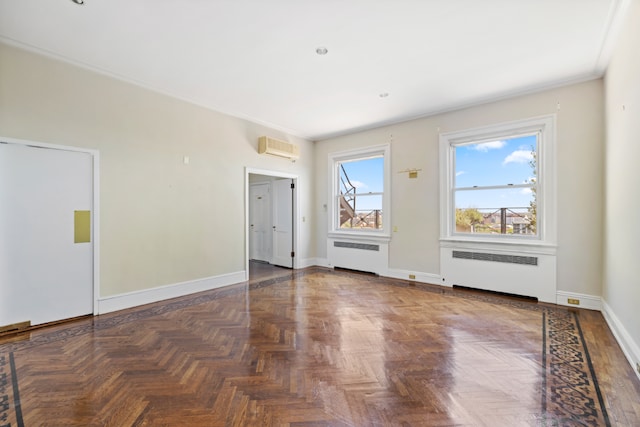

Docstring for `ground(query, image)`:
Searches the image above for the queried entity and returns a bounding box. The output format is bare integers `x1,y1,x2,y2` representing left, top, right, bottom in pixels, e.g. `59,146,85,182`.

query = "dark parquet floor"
1,263,638,426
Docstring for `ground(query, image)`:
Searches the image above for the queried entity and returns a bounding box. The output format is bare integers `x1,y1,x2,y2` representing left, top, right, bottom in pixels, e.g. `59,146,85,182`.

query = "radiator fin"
334,241,380,251
452,250,537,266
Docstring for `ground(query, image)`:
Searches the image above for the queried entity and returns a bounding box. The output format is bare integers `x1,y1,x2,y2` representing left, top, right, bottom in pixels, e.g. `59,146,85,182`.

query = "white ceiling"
0,0,627,140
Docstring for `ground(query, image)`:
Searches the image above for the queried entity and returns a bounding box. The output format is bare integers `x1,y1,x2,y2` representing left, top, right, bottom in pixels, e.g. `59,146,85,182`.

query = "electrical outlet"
567,298,580,305
409,274,416,280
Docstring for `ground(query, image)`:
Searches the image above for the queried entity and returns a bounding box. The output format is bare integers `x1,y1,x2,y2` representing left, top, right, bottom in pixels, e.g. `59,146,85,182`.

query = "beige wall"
0,40,612,308
316,80,605,296
0,43,316,297
604,0,640,365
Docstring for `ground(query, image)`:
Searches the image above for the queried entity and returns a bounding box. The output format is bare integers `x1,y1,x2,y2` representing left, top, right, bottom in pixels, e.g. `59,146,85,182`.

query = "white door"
272,179,293,268
0,143,93,327
249,183,271,262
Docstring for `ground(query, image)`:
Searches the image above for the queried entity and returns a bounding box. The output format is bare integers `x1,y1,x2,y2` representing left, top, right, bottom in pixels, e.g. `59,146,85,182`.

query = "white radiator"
327,237,389,275
440,244,556,303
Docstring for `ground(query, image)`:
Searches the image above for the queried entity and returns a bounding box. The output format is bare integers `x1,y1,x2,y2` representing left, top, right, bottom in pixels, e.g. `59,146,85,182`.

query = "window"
329,144,391,238
455,134,537,236
440,116,556,244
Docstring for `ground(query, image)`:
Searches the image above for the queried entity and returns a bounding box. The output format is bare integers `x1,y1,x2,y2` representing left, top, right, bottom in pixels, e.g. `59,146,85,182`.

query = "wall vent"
452,250,538,266
334,241,380,251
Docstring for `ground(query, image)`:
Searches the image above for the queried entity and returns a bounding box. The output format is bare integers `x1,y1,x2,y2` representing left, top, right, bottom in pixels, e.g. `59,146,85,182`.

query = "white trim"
92,151,101,315
245,168,299,273
298,257,325,269
97,271,245,314
386,268,442,286
602,300,640,382
0,135,99,155
439,114,557,246
440,239,557,256
313,258,331,268
327,231,391,243
594,0,633,73
0,136,101,315
328,143,391,237
246,167,298,180
555,291,602,311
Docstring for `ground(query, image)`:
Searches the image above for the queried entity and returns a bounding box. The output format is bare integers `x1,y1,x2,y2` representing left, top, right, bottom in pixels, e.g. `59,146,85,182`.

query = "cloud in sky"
350,180,367,189
456,171,466,177
521,188,532,195
503,150,533,165
472,140,506,152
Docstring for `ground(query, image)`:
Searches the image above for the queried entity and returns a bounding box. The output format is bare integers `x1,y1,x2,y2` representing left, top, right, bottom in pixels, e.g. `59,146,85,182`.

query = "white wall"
603,0,640,375
0,43,316,298
316,80,605,298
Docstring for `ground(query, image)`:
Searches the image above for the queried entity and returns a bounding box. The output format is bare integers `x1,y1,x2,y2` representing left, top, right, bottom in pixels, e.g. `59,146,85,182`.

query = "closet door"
0,142,93,327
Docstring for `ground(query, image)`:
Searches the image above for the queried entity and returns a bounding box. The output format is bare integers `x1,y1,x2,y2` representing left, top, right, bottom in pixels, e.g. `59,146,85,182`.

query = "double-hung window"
440,116,556,244
329,144,391,238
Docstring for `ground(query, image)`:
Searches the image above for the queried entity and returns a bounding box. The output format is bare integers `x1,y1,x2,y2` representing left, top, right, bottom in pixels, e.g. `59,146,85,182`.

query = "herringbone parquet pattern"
1,266,638,426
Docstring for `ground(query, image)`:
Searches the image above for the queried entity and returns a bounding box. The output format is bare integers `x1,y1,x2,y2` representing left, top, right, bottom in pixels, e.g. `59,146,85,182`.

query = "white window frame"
439,115,556,248
328,144,391,241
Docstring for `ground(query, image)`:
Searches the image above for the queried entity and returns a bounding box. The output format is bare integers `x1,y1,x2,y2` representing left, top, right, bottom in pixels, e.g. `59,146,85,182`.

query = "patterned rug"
541,310,609,426
0,268,610,426
0,353,23,427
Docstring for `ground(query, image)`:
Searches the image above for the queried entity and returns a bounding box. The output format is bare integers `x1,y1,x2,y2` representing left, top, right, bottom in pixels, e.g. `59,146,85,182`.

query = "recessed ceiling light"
379,93,389,98
316,47,328,55
71,0,84,4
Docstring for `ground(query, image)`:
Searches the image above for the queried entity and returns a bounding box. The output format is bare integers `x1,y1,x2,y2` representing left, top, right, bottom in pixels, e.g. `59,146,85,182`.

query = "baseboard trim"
297,257,326,269
555,291,602,310
385,268,442,286
309,262,442,285
97,271,246,315
601,300,640,382
312,258,331,268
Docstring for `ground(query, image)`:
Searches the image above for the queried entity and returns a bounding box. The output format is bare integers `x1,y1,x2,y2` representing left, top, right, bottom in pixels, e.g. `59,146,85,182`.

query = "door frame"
1,136,100,315
245,167,298,280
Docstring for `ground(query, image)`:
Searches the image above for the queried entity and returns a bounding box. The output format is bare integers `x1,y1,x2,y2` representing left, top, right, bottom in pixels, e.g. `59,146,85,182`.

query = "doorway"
245,169,298,279
0,138,99,328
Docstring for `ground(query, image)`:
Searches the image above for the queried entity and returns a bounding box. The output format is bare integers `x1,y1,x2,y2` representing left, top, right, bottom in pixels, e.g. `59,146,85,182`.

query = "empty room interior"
1,0,639,426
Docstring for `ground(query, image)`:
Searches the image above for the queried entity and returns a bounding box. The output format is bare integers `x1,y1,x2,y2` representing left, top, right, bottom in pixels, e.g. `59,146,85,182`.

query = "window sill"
440,237,557,256
328,230,391,243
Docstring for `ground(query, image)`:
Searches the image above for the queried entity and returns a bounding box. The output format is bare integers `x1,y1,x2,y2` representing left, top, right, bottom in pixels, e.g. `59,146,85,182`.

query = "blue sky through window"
340,157,383,211
337,136,536,213
455,135,536,209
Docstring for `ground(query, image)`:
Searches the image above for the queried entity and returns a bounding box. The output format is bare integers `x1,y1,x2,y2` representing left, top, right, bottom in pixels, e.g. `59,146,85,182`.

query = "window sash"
329,144,391,238
439,115,555,245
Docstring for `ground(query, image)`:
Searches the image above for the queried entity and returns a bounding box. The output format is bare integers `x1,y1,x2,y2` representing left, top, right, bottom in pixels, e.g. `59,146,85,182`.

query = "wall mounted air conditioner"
258,136,300,160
